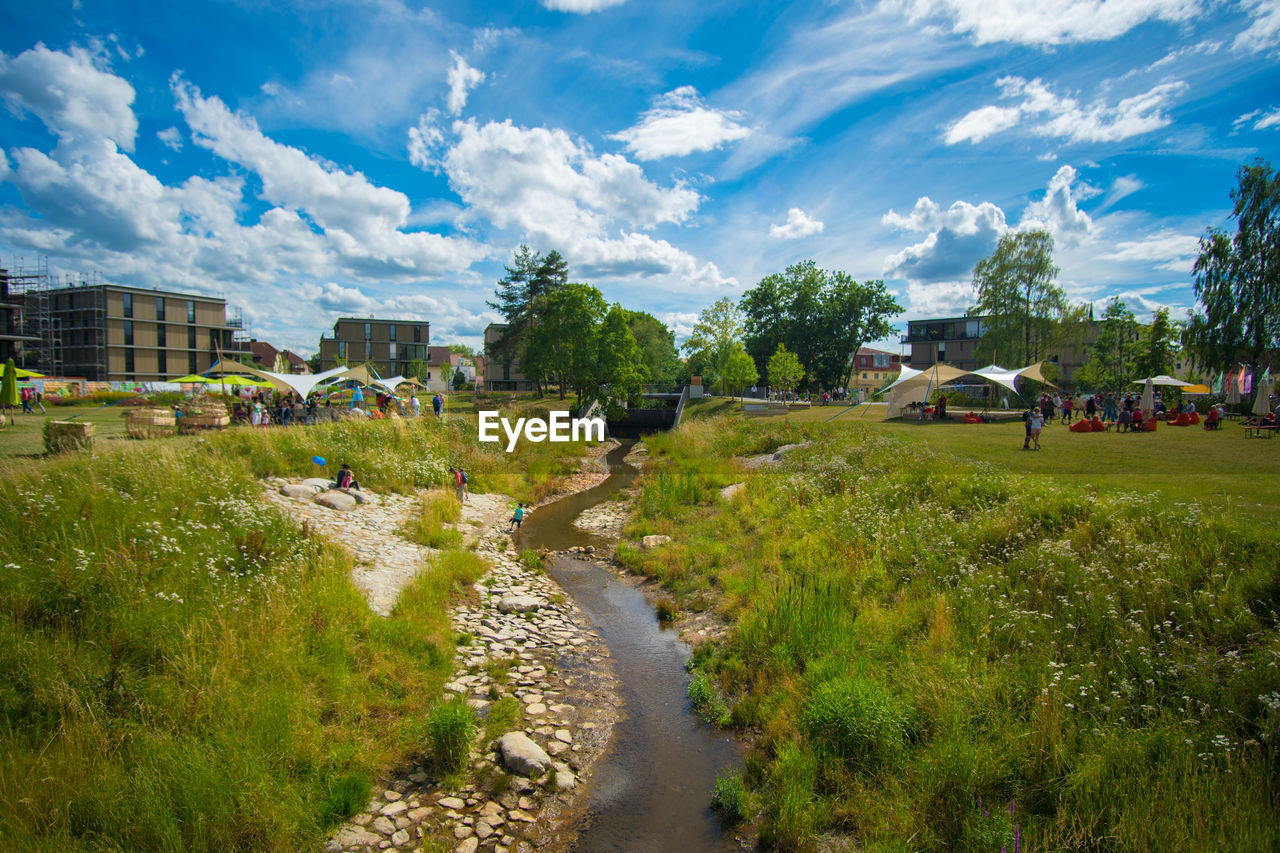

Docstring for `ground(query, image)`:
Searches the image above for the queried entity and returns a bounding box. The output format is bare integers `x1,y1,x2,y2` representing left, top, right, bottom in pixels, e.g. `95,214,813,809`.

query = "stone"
391,829,410,846
641,534,672,549
333,825,382,848
438,796,466,810
408,807,430,821
546,740,568,757
719,482,746,501
454,825,473,839
314,490,358,512
371,815,396,836
347,488,377,505
475,821,495,839
554,770,577,791
456,839,479,853
554,729,572,743
507,809,535,822
480,801,504,817
383,789,402,801
281,483,319,499
301,477,334,490
498,731,552,777
525,703,547,715
497,595,544,614
380,800,407,817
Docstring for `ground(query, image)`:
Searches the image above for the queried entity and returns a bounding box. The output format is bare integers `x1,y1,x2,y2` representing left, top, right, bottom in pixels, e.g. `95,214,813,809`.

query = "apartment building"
316,317,430,377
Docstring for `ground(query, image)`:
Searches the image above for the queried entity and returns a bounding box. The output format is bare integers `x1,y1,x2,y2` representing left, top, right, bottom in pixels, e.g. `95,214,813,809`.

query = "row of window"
122,348,199,377
336,341,429,361
123,321,209,350
122,293,197,323
355,322,424,342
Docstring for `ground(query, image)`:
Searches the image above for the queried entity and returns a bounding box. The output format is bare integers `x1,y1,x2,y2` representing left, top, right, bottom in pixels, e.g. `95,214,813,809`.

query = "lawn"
684,398,1280,524
0,404,131,460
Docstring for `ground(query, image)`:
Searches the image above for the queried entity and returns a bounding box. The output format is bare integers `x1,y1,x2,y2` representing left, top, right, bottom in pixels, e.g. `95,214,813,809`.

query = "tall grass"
0,418,576,851
401,489,464,548
624,414,1280,851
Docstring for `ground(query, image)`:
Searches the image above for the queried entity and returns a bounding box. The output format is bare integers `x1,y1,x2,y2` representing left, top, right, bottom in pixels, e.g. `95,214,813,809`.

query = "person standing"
509,502,524,532
449,467,464,503
410,393,420,417
350,385,364,410
460,468,469,502
1029,406,1045,449
1021,405,1033,449
432,393,443,418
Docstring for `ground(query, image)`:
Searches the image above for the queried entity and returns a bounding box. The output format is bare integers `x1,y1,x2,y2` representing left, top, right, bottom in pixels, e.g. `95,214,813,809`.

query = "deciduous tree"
970,230,1066,365
767,343,804,394
682,297,747,396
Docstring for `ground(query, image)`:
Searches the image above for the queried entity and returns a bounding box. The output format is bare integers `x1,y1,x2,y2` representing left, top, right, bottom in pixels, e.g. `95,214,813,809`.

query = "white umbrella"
1139,378,1154,413
1226,370,1240,405
1253,368,1273,416
1133,374,1188,387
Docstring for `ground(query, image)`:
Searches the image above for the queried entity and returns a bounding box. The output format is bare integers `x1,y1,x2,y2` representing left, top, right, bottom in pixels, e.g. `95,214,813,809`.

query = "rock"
641,534,672,549
498,595,544,614
391,829,410,846
554,769,577,791
719,482,745,501
281,483,320,499
371,815,396,835
333,825,382,848
380,800,407,817
554,729,572,743
772,441,810,460
454,825,473,839
301,477,334,490
546,740,568,757
475,821,495,839
383,789,402,801
438,796,466,810
314,490,358,512
507,809,535,823
525,703,547,716
346,488,377,505
456,839,479,853
498,731,552,777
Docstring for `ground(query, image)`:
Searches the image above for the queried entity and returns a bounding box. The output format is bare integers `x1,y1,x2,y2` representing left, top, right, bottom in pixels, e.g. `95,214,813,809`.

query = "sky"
0,0,1277,358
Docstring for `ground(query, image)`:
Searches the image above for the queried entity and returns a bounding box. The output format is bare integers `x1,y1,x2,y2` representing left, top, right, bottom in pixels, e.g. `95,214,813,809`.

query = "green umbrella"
2,359,18,425
172,374,212,383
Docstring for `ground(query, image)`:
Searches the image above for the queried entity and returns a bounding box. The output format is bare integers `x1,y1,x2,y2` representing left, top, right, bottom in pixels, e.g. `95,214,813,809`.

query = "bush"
426,698,476,773
710,769,750,822
319,773,372,826
801,676,912,773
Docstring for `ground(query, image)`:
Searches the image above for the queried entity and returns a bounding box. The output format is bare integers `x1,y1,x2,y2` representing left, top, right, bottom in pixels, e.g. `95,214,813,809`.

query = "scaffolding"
5,256,111,379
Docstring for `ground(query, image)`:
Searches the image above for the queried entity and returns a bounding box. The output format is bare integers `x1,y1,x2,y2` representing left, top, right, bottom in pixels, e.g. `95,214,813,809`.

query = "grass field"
618,414,1280,851
0,404,131,459
684,398,1280,524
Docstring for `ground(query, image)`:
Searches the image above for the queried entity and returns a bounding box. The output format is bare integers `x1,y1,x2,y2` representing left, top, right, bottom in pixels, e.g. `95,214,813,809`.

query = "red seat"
1189,412,1200,425
1091,418,1105,432
1070,420,1092,433
1173,413,1191,426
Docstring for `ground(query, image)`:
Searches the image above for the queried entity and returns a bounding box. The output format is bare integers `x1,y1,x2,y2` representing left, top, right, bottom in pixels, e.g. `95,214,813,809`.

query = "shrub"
319,773,372,826
689,670,732,727
426,698,476,774
710,769,750,822
800,676,911,773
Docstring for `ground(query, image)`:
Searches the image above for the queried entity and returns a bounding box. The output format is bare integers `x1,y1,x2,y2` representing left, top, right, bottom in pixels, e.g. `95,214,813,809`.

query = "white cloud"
539,0,628,12
408,109,447,171
0,43,138,150
1019,165,1094,243
947,76,1188,145
903,280,977,317
657,311,699,340
1234,0,1280,53
446,51,485,115
883,197,1008,281
609,86,750,160
770,208,825,240
440,118,730,286
297,281,376,314
896,0,1200,47
157,126,182,150
1238,106,1280,129
1102,230,1201,271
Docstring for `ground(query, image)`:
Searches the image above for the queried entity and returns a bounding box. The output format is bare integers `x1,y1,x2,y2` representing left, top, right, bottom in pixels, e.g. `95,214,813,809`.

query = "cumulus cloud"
1102,230,1200,271
609,86,750,160
882,197,1009,281
896,0,1199,47
1019,165,1095,243
0,43,138,149
408,109,447,171
440,118,731,286
903,280,978,317
297,281,375,314
539,0,628,12
446,51,484,115
945,76,1188,145
157,126,182,150
1233,0,1280,53
770,208,825,239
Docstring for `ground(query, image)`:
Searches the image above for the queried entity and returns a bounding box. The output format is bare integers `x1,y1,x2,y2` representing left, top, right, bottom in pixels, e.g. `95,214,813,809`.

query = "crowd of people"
226,387,449,427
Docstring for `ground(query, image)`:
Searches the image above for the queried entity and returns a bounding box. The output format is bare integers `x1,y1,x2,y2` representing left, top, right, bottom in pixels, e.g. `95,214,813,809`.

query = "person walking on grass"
509,502,524,532
410,393,420,417
433,393,443,418
1029,406,1045,449
460,468,469,502
1022,405,1033,449
450,467,464,503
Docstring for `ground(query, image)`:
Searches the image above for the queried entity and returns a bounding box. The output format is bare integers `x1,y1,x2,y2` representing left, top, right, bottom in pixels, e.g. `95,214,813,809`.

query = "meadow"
619,412,1280,851
0,414,585,851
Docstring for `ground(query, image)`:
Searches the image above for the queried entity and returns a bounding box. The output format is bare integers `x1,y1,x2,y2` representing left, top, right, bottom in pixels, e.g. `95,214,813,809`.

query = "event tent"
1133,374,1188,386
878,361,1056,416
208,358,350,398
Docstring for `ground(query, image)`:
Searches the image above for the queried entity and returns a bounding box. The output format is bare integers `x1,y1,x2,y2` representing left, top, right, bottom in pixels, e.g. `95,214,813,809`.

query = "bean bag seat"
1070,419,1093,433
1143,418,1157,431
964,414,981,423
1091,418,1105,432
1189,412,1200,425
1173,413,1191,426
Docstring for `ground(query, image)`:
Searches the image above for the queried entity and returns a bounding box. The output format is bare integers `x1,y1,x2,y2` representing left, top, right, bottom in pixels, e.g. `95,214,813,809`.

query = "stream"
517,441,743,852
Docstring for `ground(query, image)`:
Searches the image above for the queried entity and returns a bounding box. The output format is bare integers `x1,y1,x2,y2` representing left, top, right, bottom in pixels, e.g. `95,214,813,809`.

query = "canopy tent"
1016,361,1058,387
1133,374,1188,387
171,374,212,383
1226,370,1241,404
370,375,416,395
209,358,350,398
876,361,1055,416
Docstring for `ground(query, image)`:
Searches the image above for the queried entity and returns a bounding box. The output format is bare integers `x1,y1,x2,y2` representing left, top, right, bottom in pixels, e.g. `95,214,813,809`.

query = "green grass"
0,403,132,459
620,414,1280,851
0,416,584,851
401,489,464,548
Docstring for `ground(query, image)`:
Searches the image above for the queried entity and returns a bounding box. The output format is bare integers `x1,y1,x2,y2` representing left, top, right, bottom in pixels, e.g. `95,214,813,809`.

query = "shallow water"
518,442,742,852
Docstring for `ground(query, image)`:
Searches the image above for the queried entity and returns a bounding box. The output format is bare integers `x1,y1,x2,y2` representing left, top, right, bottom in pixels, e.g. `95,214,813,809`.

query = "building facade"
317,317,430,378
902,316,986,371
0,268,41,364
851,347,902,392
483,323,535,392
23,283,247,382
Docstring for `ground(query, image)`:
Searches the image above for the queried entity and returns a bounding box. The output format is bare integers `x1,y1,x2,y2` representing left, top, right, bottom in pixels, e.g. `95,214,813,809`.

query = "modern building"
851,347,902,392
317,317,430,378
0,268,42,364
19,281,248,382
901,316,986,371
483,323,535,392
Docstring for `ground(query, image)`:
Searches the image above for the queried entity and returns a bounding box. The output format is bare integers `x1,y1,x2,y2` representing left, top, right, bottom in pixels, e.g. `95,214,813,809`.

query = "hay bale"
126,407,176,439
44,420,94,454
178,396,230,433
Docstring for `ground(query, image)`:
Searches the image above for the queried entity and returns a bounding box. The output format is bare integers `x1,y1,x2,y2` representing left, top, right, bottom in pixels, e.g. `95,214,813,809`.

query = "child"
335,463,359,491
508,502,524,532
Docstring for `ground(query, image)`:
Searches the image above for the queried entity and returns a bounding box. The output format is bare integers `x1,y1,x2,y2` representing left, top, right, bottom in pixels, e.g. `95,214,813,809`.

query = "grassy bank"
620,415,1280,851
0,417,586,851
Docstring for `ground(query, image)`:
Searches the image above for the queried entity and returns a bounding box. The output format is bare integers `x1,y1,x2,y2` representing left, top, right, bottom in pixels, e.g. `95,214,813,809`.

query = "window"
187,301,195,323
155,296,165,320
188,326,197,350
862,372,868,379
389,343,396,360
413,325,421,343
156,322,166,348
364,341,371,359
389,324,396,342
124,347,134,374
122,293,133,317
123,320,134,346
364,323,371,340
189,351,198,375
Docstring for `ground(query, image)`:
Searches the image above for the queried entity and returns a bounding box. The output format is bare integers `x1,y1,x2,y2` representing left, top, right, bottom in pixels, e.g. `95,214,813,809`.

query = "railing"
672,384,690,428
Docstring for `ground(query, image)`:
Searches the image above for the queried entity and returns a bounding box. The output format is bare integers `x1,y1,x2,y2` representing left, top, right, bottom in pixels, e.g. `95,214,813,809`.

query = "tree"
488,244,542,324
1134,307,1180,379
624,310,680,384
524,283,607,402
446,343,477,357
406,357,428,382
488,246,571,394
970,230,1066,365
722,345,759,397
438,360,454,390
767,343,804,394
1185,158,1280,373
1077,298,1140,391
740,260,901,390
596,306,649,416
682,297,747,396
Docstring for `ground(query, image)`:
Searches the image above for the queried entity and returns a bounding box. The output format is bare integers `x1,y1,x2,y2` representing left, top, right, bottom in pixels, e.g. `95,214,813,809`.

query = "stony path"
262,476,621,853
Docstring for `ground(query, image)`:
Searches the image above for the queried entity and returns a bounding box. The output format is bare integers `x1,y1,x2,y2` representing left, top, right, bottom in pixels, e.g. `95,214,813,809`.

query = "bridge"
588,385,692,436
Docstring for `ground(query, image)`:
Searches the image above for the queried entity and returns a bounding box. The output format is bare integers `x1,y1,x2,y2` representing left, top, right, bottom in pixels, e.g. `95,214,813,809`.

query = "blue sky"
1,0,1277,357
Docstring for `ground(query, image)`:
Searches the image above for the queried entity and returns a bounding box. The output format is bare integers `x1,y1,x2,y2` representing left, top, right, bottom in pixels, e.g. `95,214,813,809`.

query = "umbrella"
1254,368,1273,416
1180,384,1211,394
1226,370,1241,405
2,359,18,425
14,367,44,378
215,375,271,387
1133,374,1187,386
1139,378,1154,413
171,374,212,383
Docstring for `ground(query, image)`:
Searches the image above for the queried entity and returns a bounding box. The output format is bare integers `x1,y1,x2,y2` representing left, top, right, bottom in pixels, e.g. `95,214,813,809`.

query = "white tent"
971,364,1023,394
210,359,350,397
1134,374,1188,387
877,361,1055,416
